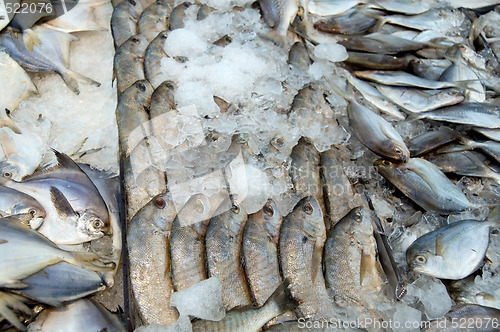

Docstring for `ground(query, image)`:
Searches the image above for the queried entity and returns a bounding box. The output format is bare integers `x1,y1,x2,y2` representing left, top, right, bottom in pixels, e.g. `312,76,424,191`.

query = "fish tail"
264,279,296,316
0,292,31,331
60,70,102,95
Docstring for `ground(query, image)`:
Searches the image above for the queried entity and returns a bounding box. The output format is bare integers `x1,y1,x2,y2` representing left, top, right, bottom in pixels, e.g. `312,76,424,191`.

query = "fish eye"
3,171,12,178
166,82,175,90
131,36,140,43
263,201,274,216
353,211,362,222
154,197,166,209
230,202,240,214
161,32,168,39
382,160,392,166
393,147,402,155
302,202,313,215
415,255,426,264
137,82,146,92
28,208,37,216
92,219,104,229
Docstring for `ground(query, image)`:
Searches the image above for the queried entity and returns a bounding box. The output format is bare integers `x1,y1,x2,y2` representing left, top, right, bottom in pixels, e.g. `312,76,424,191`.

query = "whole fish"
313,7,380,35
0,216,110,289
170,194,213,292
144,30,169,89
206,195,252,310
406,207,499,280
137,0,174,42
0,186,45,226
354,70,471,90
345,52,416,71
376,86,464,114
376,158,473,214
242,199,283,306
0,51,37,114
27,299,126,331
111,0,142,48
113,34,148,95
423,304,500,332
191,281,296,332
0,28,100,95
348,98,409,162
13,262,105,307
0,151,110,245
279,196,334,320
259,0,298,44
338,33,427,55
169,2,191,30
407,127,459,156
413,103,500,129
324,207,385,325
127,192,179,325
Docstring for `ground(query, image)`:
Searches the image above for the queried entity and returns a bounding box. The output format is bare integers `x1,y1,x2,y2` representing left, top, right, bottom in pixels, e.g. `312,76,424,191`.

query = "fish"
13,262,105,307
191,281,296,332
144,30,169,89
407,127,459,156
115,79,153,156
127,192,179,325
345,52,416,71
313,7,380,35
0,51,37,114
149,80,177,139
259,0,298,45
0,186,45,226
0,150,111,245
406,207,500,280
170,194,213,292
288,41,312,72
338,33,427,55
111,0,142,48
423,304,500,332
375,158,473,214
0,215,111,289
205,194,252,310
242,199,283,307
412,103,500,129
113,34,148,95
354,70,472,90
26,298,126,331
324,207,386,324
409,58,452,81
279,196,334,320
347,98,409,162
439,137,500,164
474,128,500,142
169,2,191,30
376,86,464,114
289,137,323,203
137,0,174,42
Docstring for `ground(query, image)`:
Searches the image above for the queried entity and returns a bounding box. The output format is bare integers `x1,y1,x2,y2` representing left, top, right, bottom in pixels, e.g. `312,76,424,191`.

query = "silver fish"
259,0,298,44
111,0,142,48
127,192,179,325
407,127,459,156
113,34,148,95
413,103,500,129
144,30,169,89
375,158,473,214
137,0,174,42
406,207,499,279
437,137,500,164
474,128,500,142
0,186,45,224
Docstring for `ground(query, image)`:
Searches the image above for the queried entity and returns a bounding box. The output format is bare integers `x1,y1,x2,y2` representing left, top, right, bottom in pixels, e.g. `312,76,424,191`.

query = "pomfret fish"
127,192,179,325
279,197,334,320
113,34,148,95
413,103,500,129
376,158,472,214
0,186,45,225
27,299,126,331
406,207,500,280
137,0,174,42
259,0,298,44
206,195,252,310
0,151,110,245
144,30,169,89
424,304,500,332
111,0,142,48
191,281,296,332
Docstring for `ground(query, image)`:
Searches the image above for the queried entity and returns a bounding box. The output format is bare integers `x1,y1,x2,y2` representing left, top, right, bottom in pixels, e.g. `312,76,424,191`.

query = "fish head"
0,161,24,181
439,90,464,104
260,199,282,240
133,80,154,110
13,201,46,221
297,196,324,238
374,159,401,177
406,248,440,277
380,139,410,163
346,207,373,236
77,210,110,240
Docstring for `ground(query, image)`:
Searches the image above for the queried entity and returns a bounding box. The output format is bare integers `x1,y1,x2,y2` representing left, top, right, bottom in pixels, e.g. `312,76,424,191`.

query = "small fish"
27,299,126,331
413,102,500,129
345,52,416,71
169,2,191,30
0,186,45,225
338,33,427,55
127,192,179,325
113,34,148,95
376,158,472,214
0,28,100,94
137,0,174,42
406,207,500,280
348,98,409,162
144,30,169,89
279,197,334,320
206,195,252,310
376,86,464,114
424,304,500,332
407,127,459,156
191,281,296,332
259,0,298,45
111,0,142,48
313,7,380,35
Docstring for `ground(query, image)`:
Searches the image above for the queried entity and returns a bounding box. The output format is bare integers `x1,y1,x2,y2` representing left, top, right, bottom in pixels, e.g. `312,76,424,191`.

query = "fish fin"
52,149,84,171
0,109,21,134
264,279,297,314
360,248,373,287
0,292,30,331
22,29,41,52
435,233,444,257
59,69,101,95
49,186,78,219
21,150,81,181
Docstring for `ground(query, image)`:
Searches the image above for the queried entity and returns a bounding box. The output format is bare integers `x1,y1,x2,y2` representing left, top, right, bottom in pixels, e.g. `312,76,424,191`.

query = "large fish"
127,192,179,325
406,207,500,280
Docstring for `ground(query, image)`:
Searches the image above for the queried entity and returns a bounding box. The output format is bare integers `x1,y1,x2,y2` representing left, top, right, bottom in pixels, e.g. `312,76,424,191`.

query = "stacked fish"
0,2,126,331
110,0,500,331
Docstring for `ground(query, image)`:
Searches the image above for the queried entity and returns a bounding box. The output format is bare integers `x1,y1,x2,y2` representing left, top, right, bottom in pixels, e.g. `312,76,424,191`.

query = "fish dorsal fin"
21,149,82,181
49,186,78,219
435,233,444,257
